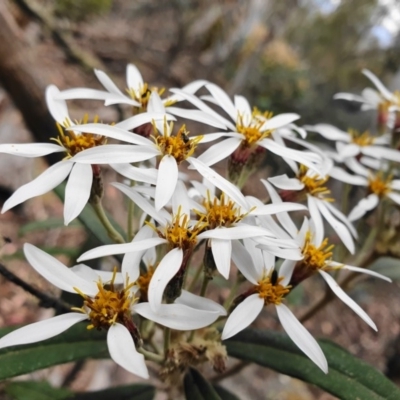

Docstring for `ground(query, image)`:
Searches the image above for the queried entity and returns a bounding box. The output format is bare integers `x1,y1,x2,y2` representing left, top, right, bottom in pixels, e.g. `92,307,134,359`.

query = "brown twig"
0,262,71,313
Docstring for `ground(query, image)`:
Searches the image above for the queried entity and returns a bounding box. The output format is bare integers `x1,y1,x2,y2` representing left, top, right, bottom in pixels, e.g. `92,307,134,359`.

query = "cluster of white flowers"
0,65,396,377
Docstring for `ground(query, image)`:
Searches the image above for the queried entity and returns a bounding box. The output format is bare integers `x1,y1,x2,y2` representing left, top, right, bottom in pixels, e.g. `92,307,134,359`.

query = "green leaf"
0,323,108,379
213,385,241,400
5,381,72,400
74,384,156,400
369,257,400,280
4,381,156,400
183,368,222,400
53,184,126,247
225,328,400,400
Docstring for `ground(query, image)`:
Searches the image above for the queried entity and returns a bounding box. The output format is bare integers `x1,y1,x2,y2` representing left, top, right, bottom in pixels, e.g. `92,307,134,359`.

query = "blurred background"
1,0,400,399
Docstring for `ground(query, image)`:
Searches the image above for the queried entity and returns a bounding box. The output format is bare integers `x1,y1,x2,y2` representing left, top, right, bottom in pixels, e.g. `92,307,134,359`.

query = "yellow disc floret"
153,121,203,164
256,273,291,306
73,269,136,330
297,165,333,201
368,173,392,197
236,108,274,147
126,84,171,110
52,115,107,158
137,266,155,298
194,192,250,229
301,232,334,271
348,129,376,147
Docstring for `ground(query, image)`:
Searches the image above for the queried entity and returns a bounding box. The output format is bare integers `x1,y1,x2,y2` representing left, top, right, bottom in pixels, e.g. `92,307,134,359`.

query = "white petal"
231,240,259,284
57,88,114,101
70,123,153,146
348,193,379,222
115,113,176,131
333,92,367,102
94,69,124,96
280,260,297,286
110,163,157,185
221,294,264,340
107,323,148,378
256,245,303,261
206,83,237,121
268,174,304,191
2,161,73,213
261,113,300,131
112,183,168,226
387,192,400,205
304,123,350,142
307,196,324,247
261,180,298,238
361,87,382,105
175,290,227,315
234,95,252,119
195,132,239,144
78,237,167,262
362,146,400,162
71,145,158,164
121,225,156,280
329,167,367,186
188,158,249,210
134,302,220,330
155,155,178,210
24,243,98,295
126,64,144,90
390,180,400,191
0,313,88,349
315,199,355,254
64,163,92,225
46,85,70,124
323,201,358,239
167,107,228,129
197,138,241,166
198,225,273,241
211,238,232,279
252,202,307,216
362,69,393,101
169,88,234,130
319,270,377,331
329,262,392,282
104,95,140,107
171,180,191,216
259,139,321,172
147,92,165,113
338,143,360,159
276,304,328,373
243,238,266,276
0,143,64,158
148,248,183,312
344,157,370,177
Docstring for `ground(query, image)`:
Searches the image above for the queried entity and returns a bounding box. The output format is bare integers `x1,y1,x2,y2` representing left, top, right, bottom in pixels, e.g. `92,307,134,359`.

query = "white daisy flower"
66,92,231,210
169,84,322,172
305,123,400,163
222,238,328,373
266,160,357,254
55,63,226,129
334,69,400,112
280,217,391,331
0,85,169,224
0,244,149,378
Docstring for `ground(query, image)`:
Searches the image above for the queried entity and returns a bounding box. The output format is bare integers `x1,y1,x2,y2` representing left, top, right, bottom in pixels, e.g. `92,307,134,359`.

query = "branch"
0,262,71,313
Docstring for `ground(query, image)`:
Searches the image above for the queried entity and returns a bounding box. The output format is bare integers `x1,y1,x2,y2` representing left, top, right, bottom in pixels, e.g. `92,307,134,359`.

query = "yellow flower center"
298,165,333,200
153,121,203,164
348,129,375,147
52,115,107,158
368,173,392,197
301,232,334,271
256,273,291,305
236,108,274,147
73,270,136,330
149,206,205,250
194,192,249,229
126,84,176,110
